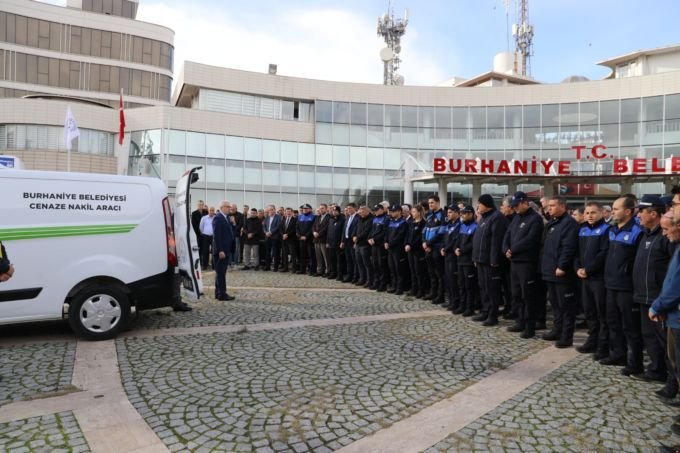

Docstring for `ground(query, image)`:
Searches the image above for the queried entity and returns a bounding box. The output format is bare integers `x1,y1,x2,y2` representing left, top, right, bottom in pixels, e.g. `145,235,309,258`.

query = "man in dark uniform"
354,206,374,287
541,196,579,348
296,204,316,275
499,196,518,319
574,201,610,358
503,191,544,338
281,207,298,273
342,203,360,283
456,205,479,317
441,205,462,313
369,204,389,291
326,206,345,280
385,204,408,295
422,195,447,305
601,196,645,375
633,195,677,387
213,201,235,301
472,194,509,326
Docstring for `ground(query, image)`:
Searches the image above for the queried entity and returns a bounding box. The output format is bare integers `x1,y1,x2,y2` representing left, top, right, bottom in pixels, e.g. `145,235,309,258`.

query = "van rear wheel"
68,286,130,341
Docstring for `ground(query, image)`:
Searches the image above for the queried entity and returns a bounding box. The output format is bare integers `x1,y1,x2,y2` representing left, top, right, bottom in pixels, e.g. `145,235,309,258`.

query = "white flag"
64,106,80,151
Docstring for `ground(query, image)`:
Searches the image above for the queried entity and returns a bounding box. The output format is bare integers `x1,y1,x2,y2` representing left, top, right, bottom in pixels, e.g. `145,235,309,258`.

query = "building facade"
1,0,679,208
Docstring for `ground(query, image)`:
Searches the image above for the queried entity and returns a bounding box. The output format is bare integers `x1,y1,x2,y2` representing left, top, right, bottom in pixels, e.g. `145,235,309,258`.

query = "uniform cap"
460,205,475,213
636,195,665,209
660,195,673,208
446,204,460,212
299,203,312,209
388,204,402,211
510,191,528,207
373,204,385,211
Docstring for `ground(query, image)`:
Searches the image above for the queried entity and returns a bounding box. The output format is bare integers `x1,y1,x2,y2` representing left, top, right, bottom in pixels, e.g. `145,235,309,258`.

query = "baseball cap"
373,204,385,211
460,205,475,213
446,204,460,212
636,195,665,209
388,204,402,212
660,195,673,209
510,191,529,207
299,203,312,209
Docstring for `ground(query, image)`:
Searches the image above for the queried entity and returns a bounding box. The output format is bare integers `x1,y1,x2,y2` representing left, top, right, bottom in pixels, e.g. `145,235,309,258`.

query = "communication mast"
512,0,534,76
377,4,408,86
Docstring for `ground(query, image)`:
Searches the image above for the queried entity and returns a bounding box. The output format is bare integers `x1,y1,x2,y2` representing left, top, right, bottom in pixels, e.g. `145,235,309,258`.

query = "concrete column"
471,181,482,203
506,181,517,196
543,180,554,198
438,178,448,205
403,158,414,205
620,178,633,195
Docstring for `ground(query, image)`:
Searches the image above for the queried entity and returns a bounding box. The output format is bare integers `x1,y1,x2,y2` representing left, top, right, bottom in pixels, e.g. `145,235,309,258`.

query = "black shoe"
377,287,387,293
656,387,678,399
387,288,396,294
599,356,626,366
593,350,608,361
462,310,475,317
507,323,525,333
620,366,644,377
280,268,289,273
520,329,535,339
452,306,466,315
343,277,352,283
242,265,251,270
423,293,435,301
472,314,487,322
660,444,680,453
663,399,680,408
483,318,498,327
542,332,558,341
535,322,547,330
674,415,680,423
296,270,305,274
630,372,666,383
395,290,404,296
502,312,518,320
672,424,680,437
219,294,235,301
576,344,597,354
173,303,192,312
254,266,261,271
355,281,365,286
555,341,573,349
272,268,278,272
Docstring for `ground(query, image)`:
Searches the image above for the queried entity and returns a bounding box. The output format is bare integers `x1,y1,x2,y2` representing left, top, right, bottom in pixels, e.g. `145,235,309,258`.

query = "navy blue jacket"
407,218,426,250
541,213,579,282
423,209,446,249
604,217,644,291
296,212,316,240
327,214,345,248
650,248,680,328
472,209,508,266
343,213,359,244
386,217,408,251
443,220,461,254
369,214,389,245
502,208,543,263
633,225,675,304
212,213,235,257
456,220,477,267
354,214,373,246
574,219,610,280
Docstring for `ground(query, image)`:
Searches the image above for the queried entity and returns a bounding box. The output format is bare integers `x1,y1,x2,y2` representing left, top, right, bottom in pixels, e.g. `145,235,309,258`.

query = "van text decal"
23,192,128,212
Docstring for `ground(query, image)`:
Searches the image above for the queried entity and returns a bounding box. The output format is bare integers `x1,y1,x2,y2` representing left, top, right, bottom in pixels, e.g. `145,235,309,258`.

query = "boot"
506,323,525,333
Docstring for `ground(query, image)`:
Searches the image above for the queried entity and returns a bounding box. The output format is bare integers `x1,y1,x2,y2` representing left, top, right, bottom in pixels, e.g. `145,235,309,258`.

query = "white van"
0,167,203,340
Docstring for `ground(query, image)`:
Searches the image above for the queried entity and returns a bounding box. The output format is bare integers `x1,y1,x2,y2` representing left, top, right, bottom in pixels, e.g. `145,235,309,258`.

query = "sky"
42,0,680,85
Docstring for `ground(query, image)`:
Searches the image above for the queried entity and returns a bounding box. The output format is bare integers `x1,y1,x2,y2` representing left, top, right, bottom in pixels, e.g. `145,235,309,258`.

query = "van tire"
68,286,130,341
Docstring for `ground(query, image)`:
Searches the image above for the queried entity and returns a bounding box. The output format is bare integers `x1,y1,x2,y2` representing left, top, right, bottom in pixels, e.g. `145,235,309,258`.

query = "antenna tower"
377,3,408,86
512,0,534,76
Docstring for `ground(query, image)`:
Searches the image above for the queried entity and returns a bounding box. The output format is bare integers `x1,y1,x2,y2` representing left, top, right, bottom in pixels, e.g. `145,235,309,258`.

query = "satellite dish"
395,45,401,54
380,47,394,62
395,75,405,86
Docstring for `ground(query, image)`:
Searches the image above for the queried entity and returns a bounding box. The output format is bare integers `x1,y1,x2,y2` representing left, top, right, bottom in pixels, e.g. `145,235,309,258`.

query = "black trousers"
502,263,517,315
371,245,388,289
458,264,479,312
200,234,213,269
328,245,342,277
607,289,643,369
298,239,314,273
265,238,281,270
477,264,502,320
581,278,608,353
640,303,672,381
214,253,230,299
426,250,445,302
356,245,373,285
536,277,547,324
388,249,406,292
407,250,428,296
282,239,298,271
547,280,577,344
510,261,538,327
444,255,460,308
343,240,356,280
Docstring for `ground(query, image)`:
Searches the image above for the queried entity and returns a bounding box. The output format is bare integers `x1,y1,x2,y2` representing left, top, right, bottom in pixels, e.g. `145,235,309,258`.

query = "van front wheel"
68,286,130,341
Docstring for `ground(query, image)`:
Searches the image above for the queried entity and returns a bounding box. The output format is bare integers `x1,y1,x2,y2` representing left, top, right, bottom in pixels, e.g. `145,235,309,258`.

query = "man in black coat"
313,204,331,276
281,207,298,273
385,204,408,295
541,196,579,348
263,204,283,271
455,205,479,316
633,195,677,386
296,204,316,275
191,200,208,266
503,191,544,338
472,194,509,326
574,201,610,358
369,204,390,291
353,206,374,287
341,203,360,283
213,201,235,301
326,206,345,280
441,205,462,312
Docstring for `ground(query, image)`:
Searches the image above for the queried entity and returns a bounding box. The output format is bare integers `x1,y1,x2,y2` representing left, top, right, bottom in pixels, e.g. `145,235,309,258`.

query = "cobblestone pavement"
0,341,76,406
130,288,440,330
0,411,90,452
117,316,548,452
425,354,677,453
205,269,350,289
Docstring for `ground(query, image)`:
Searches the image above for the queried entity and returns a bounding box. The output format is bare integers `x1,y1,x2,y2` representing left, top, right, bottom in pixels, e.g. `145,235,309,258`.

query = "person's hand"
339,242,345,249
0,274,9,282
300,236,306,241
440,249,445,257
577,268,587,279
248,233,253,239
368,239,375,246
384,243,389,250
425,247,431,253
405,245,411,253
283,234,288,240
505,250,512,259
266,232,272,238
313,232,319,238
555,268,566,277
491,263,499,268
455,248,461,256
6,264,14,278
649,311,667,322
219,251,226,260
353,237,357,243
422,242,428,251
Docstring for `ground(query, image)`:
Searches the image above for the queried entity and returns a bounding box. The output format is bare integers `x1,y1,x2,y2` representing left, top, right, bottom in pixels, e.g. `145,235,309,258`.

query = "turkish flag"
118,90,126,145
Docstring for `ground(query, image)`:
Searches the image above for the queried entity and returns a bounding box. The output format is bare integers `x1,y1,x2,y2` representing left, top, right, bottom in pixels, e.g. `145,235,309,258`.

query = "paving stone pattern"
0,341,76,405
117,317,548,452
0,411,90,452
206,269,351,289
426,354,678,453
131,288,439,330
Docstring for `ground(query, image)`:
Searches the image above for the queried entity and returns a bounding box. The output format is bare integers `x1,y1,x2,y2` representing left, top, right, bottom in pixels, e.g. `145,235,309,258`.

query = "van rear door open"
174,167,203,300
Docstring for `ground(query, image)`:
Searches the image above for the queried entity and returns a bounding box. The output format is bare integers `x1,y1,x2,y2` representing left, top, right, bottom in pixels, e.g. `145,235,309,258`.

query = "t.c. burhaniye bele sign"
433,145,680,176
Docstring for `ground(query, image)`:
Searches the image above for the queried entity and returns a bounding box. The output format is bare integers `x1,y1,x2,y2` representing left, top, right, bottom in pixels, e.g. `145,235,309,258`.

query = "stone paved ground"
0,411,90,452
0,341,76,405
425,354,677,453
205,269,350,289
117,316,548,453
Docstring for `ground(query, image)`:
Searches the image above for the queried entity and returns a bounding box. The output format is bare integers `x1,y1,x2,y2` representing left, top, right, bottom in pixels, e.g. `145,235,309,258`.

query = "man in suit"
191,200,208,268
213,200,235,301
326,205,346,280
263,204,283,271
341,203,359,283
313,204,331,276
281,207,298,272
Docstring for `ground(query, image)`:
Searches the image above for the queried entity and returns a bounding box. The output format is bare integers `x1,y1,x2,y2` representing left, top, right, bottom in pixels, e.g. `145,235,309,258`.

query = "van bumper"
128,267,181,311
